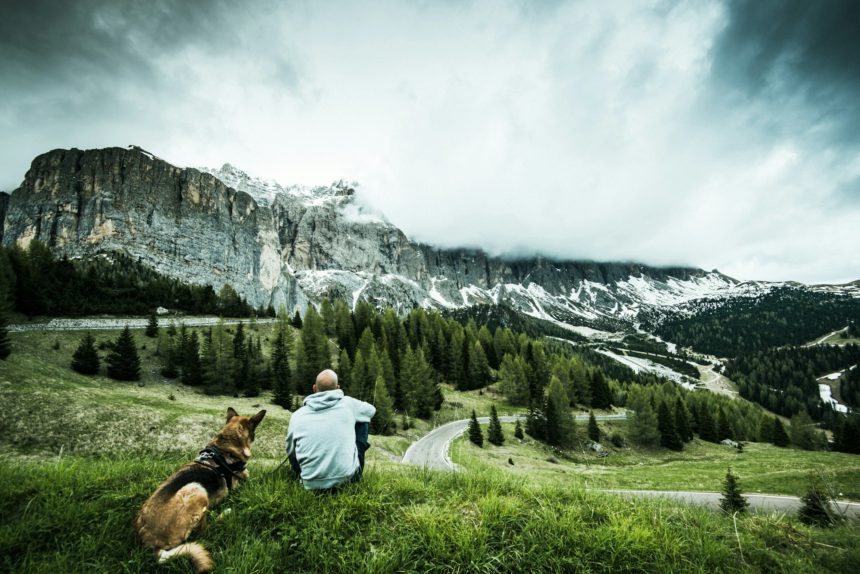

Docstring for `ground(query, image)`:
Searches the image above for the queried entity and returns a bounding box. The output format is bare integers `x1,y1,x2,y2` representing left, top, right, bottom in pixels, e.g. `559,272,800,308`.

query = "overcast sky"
2,0,859,284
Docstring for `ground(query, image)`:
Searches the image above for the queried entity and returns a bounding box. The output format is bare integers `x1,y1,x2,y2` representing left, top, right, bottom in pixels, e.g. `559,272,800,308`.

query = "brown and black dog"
136,407,266,573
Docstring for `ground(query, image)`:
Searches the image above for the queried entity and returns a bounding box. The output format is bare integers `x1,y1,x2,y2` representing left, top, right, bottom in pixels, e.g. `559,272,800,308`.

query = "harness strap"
195,447,246,490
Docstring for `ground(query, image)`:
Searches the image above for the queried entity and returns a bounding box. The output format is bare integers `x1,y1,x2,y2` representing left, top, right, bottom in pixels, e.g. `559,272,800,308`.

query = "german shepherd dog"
136,407,266,573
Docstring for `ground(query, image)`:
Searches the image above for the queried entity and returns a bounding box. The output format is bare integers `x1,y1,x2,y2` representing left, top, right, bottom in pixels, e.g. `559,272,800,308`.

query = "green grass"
2,456,859,573
452,423,860,500
3,329,860,573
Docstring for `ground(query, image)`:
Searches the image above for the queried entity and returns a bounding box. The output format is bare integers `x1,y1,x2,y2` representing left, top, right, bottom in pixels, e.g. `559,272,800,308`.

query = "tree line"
0,241,258,317
725,344,860,422
643,287,860,357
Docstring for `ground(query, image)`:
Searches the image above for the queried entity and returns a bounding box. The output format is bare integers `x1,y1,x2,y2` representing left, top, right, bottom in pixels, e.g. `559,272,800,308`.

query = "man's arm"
285,418,296,455
350,397,376,422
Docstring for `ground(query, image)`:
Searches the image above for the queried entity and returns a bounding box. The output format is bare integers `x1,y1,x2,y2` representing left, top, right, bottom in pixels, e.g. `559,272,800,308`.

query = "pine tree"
181,330,203,386
719,468,749,514
320,297,336,337
717,408,734,441
370,375,396,435
291,310,303,329
232,322,248,392
468,341,491,389
145,312,159,338
271,322,292,408
499,353,530,406
71,333,100,375
525,400,546,440
674,397,693,442
628,390,660,446
544,375,576,448
798,479,836,527
160,331,179,379
658,400,684,451
698,406,717,442
488,405,504,446
514,419,524,440
297,305,331,395
244,336,260,397
587,411,601,443
468,409,483,447
772,417,790,447
200,328,220,391
403,346,438,418
590,370,612,409
0,304,10,360
106,326,140,381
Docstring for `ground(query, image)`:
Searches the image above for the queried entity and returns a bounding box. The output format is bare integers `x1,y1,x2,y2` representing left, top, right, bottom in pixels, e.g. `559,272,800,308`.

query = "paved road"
401,412,627,471
605,489,860,520
8,316,275,332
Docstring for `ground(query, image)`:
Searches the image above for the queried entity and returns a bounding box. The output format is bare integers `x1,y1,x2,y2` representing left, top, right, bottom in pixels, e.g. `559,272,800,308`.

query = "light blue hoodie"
285,389,376,490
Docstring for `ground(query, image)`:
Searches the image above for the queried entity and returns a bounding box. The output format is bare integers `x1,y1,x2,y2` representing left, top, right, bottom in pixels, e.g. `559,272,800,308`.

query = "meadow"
1,326,859,572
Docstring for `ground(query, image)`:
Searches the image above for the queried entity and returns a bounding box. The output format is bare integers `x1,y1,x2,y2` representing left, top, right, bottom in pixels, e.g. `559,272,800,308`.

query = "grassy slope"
452,423,860,500
3,458,860,573
2,329,860,572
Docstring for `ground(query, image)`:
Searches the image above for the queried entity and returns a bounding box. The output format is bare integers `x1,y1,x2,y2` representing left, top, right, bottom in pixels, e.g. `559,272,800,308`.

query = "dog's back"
136,408,265,574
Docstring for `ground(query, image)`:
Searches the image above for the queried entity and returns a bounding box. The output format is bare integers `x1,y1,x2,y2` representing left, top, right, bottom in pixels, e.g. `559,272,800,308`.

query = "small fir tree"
514,419,524,440
798,479,836,527
590,370,613,409
106,326,141,381
772,417,790,447
468,409,484,447
488,405,504,446
0,302,10,360
587,411,601,443
291,310,303,329
658,400,684,451
145,312,159,338
271,323,292,408
71,333,100,375
717,408,734,441
719,468,749,514
674,397,693,442
181,330,203,386
370,375,396,435
698,407,717,442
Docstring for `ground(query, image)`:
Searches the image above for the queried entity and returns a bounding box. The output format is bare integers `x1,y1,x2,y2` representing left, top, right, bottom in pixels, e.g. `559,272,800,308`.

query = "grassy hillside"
4,457,860,574
2,328,860,573
453,423,860,499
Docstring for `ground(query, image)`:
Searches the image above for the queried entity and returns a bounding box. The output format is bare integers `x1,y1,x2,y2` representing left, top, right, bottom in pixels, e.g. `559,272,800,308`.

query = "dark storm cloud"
711,0,860,142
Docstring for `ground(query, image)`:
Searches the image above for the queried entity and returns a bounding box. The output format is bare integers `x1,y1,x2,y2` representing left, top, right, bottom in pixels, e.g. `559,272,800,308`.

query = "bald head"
314,369,339,392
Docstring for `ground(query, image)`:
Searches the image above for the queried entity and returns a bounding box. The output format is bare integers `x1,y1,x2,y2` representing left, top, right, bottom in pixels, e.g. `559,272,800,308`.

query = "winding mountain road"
401,412,860,520
402,412,627,471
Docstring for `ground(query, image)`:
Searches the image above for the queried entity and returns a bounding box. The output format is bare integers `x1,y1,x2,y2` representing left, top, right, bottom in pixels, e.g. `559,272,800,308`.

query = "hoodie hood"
303,389,344,411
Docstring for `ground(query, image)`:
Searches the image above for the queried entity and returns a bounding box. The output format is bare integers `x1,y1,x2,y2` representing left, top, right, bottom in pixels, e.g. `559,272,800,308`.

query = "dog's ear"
226,407,239,422
249,409,266,429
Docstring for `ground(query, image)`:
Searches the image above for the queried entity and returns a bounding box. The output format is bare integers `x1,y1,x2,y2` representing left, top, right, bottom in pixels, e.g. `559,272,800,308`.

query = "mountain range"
1,146,857,340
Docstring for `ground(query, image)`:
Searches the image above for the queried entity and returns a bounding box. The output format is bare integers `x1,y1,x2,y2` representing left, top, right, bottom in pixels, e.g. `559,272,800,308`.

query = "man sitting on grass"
286,369,376,490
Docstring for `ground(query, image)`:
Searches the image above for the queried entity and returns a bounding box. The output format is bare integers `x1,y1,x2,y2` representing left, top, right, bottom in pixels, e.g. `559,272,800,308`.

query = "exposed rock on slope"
2,146,748,327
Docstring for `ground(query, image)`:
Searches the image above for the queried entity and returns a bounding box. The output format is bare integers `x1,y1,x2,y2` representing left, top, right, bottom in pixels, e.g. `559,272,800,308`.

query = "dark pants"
289,422,371,485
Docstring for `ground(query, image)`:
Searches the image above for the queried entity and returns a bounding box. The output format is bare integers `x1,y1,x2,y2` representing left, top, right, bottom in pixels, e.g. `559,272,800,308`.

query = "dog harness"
195,447,246,490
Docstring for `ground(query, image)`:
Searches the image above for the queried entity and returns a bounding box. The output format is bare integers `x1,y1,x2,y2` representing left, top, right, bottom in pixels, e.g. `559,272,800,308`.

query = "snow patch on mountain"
199,163,354,208
819,383,849,413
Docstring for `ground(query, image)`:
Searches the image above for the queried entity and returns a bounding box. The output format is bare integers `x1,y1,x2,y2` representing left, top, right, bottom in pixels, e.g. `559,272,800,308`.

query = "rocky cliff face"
0,192,8,240
1,146,742,327
1,147,300,311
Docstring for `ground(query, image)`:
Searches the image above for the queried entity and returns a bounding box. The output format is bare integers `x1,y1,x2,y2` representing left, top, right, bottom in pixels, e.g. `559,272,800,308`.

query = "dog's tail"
157,542,214,574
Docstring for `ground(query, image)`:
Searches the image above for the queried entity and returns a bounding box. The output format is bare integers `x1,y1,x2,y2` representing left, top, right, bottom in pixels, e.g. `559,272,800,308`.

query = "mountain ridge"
1,146,855,333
